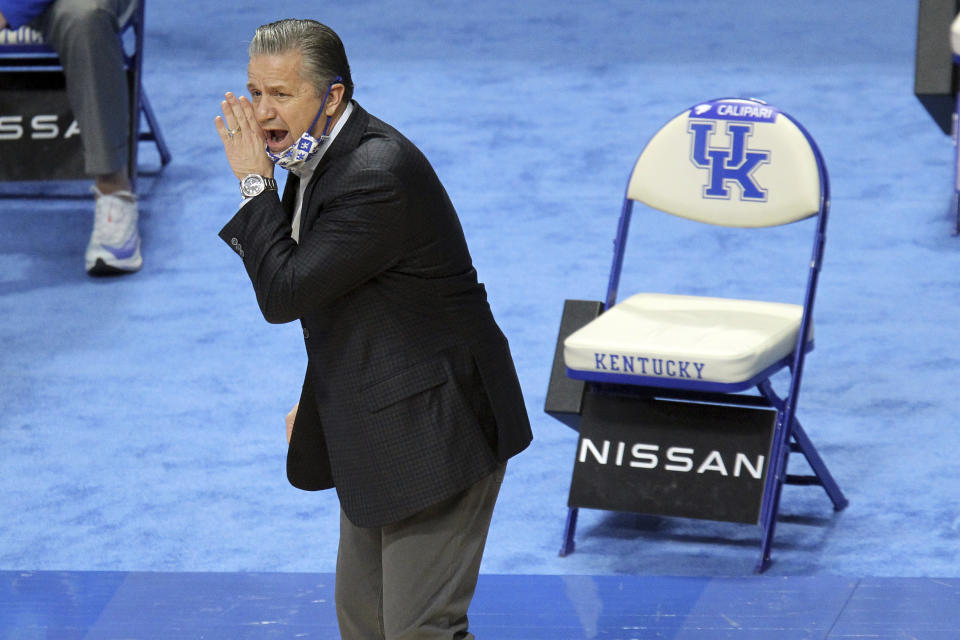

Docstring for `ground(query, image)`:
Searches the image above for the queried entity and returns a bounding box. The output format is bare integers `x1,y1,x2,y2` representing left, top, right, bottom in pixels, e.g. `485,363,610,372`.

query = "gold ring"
227,127,240,137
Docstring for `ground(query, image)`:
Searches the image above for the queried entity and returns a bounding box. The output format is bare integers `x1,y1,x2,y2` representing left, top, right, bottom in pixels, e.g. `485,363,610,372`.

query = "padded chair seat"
564,293,812,387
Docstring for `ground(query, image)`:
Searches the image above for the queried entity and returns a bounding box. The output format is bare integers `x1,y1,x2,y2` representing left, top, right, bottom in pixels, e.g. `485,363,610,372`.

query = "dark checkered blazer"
219,103,532,527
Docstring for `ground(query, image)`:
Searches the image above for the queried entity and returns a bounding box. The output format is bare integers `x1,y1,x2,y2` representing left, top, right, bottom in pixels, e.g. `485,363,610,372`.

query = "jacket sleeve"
218,168,407,324
0,0,55,29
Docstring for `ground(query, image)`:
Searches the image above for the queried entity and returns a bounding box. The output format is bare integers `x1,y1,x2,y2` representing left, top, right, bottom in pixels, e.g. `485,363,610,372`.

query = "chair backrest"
627,98,825,228
603,98,829,312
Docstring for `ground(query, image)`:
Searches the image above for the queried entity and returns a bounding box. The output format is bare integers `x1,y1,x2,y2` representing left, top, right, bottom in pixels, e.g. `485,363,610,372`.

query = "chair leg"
755,410,791,573
756,476,787,573
755,381,847,571
559,506,578,557
790,418,848,511
130,78,142,192
953,83,960,235
139,91,172,167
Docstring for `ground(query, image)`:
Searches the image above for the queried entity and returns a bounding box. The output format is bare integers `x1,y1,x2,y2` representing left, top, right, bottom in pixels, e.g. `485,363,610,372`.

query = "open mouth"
265,129,290,150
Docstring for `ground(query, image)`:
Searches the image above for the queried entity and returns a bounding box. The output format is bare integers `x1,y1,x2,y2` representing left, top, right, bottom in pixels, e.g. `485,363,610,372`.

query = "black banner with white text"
569,391,777,524
0,72,85,181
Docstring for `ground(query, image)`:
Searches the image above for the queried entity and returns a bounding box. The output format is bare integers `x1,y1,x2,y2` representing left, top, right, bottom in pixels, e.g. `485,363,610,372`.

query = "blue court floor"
2,2,960,639
2,571,958,639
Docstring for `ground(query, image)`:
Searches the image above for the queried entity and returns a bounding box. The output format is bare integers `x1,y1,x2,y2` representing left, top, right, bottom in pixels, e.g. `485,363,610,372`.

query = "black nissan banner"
569,390,777,524
0,72,85,181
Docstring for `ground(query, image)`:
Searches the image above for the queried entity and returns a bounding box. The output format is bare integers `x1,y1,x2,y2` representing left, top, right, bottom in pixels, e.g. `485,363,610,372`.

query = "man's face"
247,51,323,154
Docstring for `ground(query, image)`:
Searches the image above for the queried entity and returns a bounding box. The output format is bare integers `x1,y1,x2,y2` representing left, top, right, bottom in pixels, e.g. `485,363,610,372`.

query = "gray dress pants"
335,463,506,640
32,0,133,176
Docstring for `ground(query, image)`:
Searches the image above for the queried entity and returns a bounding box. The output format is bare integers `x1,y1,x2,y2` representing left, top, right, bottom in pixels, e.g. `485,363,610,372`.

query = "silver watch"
240,174,278,198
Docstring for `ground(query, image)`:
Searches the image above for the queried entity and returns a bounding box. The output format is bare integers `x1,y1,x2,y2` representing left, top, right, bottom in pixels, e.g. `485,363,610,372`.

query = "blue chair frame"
559,98,848,572
954,48,960,234
953,12,960,234
0,0,171,190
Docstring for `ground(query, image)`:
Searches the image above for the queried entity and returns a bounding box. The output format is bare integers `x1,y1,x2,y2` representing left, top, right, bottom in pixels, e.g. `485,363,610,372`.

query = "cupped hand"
215,92,275,180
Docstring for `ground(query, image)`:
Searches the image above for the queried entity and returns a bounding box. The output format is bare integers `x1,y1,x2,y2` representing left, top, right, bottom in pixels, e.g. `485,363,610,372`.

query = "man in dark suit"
215,18,532,639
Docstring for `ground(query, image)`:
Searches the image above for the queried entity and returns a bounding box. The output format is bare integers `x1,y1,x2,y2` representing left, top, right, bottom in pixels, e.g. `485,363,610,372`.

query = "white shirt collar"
290,101,355,243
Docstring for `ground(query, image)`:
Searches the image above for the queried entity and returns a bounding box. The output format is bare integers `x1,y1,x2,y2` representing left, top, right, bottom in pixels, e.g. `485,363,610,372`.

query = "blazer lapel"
300,103,371,227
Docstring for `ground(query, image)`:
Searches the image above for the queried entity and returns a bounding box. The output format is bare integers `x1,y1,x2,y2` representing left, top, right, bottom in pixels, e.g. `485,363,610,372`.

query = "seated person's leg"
33,0,142,275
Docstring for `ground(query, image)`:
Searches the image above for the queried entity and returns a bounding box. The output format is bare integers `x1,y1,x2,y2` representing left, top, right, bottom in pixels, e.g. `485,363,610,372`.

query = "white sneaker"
85,186,143,275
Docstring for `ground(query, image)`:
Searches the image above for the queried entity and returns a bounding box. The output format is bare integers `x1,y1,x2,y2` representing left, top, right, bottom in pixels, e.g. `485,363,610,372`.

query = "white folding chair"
550,98,847,572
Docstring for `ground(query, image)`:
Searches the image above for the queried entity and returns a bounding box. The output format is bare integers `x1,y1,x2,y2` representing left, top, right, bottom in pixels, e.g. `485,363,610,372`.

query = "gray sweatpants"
31,0,133,176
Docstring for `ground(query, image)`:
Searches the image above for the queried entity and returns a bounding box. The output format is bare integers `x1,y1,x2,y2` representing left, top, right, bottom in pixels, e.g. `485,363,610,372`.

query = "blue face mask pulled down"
266,78,341,171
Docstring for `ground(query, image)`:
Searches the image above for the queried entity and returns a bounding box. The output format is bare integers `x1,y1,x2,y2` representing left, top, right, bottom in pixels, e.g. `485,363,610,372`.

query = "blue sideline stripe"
2,571,958,639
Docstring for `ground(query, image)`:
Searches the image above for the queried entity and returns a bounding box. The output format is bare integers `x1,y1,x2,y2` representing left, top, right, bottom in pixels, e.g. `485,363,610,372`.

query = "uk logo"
688,121,770,202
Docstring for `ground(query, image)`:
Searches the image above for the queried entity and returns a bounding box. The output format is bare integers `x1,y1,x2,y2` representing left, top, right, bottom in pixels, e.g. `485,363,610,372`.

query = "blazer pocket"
361,358,449,413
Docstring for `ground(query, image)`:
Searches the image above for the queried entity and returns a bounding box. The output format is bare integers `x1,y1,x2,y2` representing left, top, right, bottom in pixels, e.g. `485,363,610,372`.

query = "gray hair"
250,19,354,102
